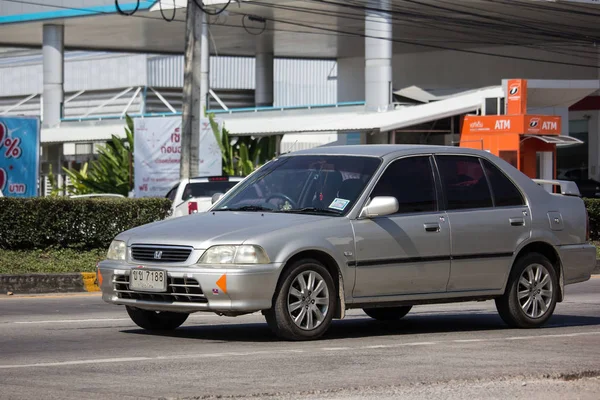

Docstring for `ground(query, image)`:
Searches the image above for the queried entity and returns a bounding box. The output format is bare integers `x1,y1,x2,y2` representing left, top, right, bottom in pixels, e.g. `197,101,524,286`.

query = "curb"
2,263,600,295
0,272,100,295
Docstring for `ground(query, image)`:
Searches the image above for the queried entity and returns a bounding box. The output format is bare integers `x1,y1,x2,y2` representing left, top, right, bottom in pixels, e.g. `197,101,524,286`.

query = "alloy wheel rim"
287,270,330,330
518,263,553,319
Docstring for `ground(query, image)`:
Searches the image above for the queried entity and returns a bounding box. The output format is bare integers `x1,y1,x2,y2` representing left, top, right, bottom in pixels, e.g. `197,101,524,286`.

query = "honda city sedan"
97,145,596,340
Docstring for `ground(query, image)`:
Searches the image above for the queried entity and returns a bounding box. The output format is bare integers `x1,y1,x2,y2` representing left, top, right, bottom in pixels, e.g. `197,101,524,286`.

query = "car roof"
187,176,245,183
284,144,489,158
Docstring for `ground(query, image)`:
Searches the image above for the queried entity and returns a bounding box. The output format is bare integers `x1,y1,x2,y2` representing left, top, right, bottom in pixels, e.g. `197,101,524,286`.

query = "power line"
159,0,177,22
247,13,600,69
240,0,600,68
309,0,600,44
2,0,599,68
280,0,600,61
242,0,600,63
0,0,561,48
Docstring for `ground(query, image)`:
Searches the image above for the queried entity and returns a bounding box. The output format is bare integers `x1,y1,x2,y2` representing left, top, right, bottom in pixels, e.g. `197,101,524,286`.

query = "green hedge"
585,199,600,241
0,248,106,274
0,197,171,251
1,197,599,250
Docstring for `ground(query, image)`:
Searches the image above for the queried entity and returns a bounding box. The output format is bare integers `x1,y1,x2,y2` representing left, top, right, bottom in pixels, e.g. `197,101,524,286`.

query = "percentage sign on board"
2,137,22,159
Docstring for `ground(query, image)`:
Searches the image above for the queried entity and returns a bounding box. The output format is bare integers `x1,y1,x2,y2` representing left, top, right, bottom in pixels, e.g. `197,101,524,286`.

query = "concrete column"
255,36,274,107
42,24,64,129
337,57,365,103
365,0,392,144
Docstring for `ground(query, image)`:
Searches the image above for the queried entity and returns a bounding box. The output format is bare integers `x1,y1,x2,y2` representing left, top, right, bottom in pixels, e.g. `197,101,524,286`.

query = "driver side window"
370,156,437,214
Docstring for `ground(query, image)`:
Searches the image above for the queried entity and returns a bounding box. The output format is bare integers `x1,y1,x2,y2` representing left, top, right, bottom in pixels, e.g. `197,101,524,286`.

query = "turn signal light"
188,201,198,214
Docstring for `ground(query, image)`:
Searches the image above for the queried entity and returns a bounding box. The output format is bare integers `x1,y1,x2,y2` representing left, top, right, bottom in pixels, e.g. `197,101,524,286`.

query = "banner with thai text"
0,116,40,197
134,116,222,198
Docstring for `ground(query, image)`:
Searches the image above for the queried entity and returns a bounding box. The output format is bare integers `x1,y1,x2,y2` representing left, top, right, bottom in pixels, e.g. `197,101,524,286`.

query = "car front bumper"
97,260,283,314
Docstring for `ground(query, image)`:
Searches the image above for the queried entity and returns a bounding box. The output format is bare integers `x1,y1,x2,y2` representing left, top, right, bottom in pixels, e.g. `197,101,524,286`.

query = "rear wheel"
264,259,336,341
495,253,558,328
126,306,189,331
363,306,412,321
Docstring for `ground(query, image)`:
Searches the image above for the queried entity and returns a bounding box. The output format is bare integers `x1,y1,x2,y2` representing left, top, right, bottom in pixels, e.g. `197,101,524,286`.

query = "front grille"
113,274,207,303
131,245,193,263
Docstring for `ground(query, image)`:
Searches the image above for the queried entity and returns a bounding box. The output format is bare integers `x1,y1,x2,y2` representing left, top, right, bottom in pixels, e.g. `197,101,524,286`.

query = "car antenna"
286,140,299,154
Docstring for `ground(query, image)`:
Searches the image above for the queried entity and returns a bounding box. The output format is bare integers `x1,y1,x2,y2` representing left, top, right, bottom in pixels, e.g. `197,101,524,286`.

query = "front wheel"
264,259,336,341
126,306,189,331
495,253,558,328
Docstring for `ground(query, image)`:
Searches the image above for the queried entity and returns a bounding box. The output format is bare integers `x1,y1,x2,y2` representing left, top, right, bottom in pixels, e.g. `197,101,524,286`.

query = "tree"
208,113,276,176
63,115,134,196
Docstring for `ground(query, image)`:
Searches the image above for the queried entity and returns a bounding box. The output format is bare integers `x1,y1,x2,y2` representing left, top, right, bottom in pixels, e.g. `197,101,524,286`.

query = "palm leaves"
63,115,134,196
208,113,276,176
62,113,276,197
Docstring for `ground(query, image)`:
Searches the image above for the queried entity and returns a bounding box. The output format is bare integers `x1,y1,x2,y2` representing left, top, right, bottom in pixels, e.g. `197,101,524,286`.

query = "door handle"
509,218,525,226
424,223,440,232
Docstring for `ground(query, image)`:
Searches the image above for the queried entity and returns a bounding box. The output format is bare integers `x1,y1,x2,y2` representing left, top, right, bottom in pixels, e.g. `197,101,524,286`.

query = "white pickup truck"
164,176,244,218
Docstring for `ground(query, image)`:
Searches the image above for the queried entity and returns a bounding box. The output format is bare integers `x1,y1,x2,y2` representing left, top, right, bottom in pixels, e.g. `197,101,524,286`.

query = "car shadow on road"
120,312,600,342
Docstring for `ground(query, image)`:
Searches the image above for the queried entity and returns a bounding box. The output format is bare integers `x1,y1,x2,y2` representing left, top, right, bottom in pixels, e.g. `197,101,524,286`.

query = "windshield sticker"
329,198,350,211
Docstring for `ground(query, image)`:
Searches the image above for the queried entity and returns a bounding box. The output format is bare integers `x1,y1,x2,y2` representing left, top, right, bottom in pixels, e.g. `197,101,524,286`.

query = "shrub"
0,197,171,251
584,199,600,241
0,248,106,274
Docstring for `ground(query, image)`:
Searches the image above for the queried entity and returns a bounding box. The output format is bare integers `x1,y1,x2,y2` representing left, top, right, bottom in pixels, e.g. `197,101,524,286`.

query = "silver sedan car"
98,145,596,340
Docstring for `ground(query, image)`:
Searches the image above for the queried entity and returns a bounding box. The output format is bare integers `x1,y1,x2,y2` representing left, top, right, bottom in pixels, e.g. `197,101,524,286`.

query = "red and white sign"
134,117,222,198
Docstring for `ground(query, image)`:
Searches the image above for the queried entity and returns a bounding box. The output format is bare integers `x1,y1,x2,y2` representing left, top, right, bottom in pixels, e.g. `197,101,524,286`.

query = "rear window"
182,181,238,200
436,155,493,210
481,159,525,207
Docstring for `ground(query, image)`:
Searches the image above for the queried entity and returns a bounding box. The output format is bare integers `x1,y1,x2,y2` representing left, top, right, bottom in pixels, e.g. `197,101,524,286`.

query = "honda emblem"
154,251,163,260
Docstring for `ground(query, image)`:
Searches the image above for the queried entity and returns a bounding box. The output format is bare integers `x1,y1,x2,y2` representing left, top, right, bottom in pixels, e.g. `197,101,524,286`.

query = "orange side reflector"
97,269,103,286
216,274,227,293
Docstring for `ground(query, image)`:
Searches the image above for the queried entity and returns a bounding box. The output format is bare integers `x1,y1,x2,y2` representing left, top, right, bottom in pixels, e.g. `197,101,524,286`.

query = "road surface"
1,278,599,399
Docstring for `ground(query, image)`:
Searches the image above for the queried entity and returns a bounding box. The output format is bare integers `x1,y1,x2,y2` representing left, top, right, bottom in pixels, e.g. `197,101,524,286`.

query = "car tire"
126,306,189,331
264,259,336,341
495,252,558,328
363,306,412,321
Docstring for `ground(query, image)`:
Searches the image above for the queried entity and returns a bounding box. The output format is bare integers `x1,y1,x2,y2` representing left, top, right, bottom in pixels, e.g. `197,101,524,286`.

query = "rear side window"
436,155,493,210
182,181,238,200
165,185,178,202
482,159,525,207
371,156,437,213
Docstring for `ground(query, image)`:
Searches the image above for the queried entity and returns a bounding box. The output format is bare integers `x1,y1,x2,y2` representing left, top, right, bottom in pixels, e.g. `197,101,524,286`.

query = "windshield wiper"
216,205,273,212
279,207,342,215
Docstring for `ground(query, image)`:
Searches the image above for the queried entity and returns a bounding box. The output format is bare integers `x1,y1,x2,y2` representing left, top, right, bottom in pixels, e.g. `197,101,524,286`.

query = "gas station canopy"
1,0,600,57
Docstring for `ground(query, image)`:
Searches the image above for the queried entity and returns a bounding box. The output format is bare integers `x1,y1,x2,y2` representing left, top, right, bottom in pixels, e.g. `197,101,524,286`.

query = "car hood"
119,211,331,249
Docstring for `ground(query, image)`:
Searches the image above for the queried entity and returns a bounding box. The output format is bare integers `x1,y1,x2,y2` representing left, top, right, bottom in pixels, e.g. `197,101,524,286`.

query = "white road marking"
2,330,599,370
0,357,153,369
13,318,131,324
505,331,600,340
5,314,216,325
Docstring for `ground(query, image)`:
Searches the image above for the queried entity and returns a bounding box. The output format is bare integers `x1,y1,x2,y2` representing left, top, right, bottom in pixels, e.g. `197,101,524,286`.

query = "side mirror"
211,193,224,204
359,196,399,218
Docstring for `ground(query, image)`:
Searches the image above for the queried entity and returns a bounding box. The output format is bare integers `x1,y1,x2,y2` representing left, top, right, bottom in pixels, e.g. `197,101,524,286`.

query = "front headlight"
198,245,270,265
106,240,126,261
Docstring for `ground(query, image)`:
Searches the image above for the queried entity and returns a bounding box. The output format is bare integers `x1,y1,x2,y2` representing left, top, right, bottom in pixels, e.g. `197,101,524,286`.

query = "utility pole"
180,0,203,179
190,11,209,177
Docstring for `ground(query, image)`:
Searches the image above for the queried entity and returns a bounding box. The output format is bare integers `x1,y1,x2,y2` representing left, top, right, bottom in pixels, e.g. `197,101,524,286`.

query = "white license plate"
129,269,167,292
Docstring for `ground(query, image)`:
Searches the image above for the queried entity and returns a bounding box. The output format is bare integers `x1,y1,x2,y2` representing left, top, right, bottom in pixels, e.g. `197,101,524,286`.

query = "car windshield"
214,155,381,215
